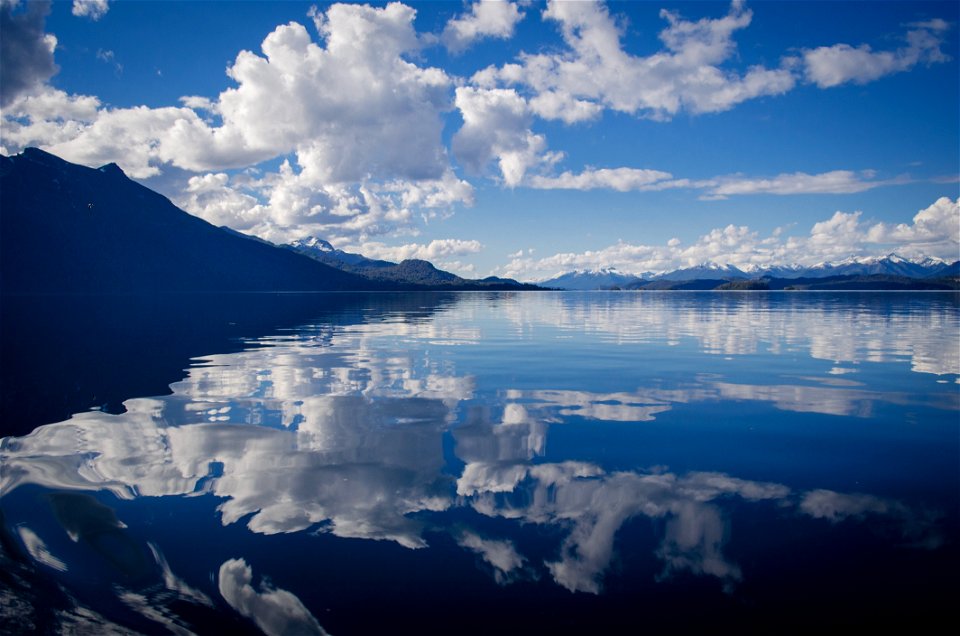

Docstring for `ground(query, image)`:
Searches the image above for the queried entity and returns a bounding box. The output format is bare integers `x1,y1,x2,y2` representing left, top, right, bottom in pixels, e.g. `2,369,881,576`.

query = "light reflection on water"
1,292,957,634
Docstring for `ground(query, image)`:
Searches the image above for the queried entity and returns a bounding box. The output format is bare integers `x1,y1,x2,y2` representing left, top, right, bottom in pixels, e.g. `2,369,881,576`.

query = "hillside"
0,149,380,292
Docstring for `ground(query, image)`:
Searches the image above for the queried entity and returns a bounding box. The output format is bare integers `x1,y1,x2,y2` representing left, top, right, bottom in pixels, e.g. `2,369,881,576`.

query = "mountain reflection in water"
1,292,957,634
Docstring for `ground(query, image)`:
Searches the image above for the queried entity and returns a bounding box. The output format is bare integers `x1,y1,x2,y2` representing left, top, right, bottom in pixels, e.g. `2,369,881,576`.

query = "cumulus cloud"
357,238,483,263
442,0,525,53
72,0,109,21
4,3,473,242
0,0,58,107
865,196,960,260
803,20,951,88
218,558,327,636
471,0,795,122
452,86,557,186
494,197,960,281
175,159,473,244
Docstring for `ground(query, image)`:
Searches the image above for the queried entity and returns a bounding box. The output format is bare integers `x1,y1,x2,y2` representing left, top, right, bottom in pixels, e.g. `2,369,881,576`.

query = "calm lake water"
1,291,958,634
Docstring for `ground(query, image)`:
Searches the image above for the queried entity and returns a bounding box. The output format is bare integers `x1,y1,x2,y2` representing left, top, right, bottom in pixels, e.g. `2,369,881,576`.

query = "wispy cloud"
96,48,122,75
699,169,908,199
802,19,951,88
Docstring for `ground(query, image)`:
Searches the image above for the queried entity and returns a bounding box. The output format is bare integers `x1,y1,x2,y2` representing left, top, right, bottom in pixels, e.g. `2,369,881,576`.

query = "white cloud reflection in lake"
1,292,955,604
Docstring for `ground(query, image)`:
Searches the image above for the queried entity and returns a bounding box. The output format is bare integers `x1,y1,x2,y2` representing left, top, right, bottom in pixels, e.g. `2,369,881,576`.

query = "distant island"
1,148,956,294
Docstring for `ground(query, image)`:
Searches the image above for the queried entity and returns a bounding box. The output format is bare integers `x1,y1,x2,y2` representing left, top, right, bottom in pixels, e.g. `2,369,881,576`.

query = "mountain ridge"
541,254,958,289
0,149,535,293
284,235,530,288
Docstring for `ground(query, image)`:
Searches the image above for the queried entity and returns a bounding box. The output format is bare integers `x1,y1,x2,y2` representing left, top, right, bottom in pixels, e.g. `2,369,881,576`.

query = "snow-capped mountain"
786,253,951,279
541,254,957,289
539,268,646,290
654,262,750,281
287,236,391,268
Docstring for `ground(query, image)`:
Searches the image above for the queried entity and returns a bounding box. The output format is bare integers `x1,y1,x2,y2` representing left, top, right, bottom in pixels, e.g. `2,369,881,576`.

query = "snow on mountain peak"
292,236,336,252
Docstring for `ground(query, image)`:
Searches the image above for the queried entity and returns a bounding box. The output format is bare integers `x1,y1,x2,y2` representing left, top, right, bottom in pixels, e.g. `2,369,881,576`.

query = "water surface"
2,292,957,634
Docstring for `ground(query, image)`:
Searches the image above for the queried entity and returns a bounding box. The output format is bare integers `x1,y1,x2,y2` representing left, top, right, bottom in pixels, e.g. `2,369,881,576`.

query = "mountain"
780,254,952,279
0,148,382,293
655,262,749,281
1,149,537,293
543,254,957,289
539,268,646,290
287,236,394,269
286,236,537,289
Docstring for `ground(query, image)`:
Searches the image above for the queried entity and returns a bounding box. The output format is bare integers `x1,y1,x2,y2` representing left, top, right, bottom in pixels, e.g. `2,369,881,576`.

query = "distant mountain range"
0,149,533,293
541,255,960,290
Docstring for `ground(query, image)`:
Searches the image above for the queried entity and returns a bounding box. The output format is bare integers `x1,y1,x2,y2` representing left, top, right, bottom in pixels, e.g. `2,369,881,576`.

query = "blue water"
1,292,957,634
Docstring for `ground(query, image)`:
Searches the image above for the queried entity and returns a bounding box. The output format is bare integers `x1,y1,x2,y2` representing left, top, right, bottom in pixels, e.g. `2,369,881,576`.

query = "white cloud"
472,0,795,122
218,558,327,636
357,238,483,263
442,0,525,53
179,172,266,231
72,0,109,21
702,169,901,199
803,20,951,88
865,196,960,260
0,5,480,238
528,167,675,191
176,159,474,244
5,3,472,239
452,86,557,187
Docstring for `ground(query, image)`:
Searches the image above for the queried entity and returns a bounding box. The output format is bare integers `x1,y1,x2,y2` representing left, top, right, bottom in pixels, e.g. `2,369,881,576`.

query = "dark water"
1,292,957,634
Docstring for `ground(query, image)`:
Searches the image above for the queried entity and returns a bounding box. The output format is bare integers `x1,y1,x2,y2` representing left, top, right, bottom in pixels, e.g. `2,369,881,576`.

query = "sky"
2,0,958,281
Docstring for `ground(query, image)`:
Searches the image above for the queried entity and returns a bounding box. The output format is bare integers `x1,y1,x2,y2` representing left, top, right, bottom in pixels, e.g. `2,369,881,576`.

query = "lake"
1,291,957,634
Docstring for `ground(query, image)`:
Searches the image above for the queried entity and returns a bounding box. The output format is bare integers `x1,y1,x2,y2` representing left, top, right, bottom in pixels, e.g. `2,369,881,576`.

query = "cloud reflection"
455,529,530,585
461,462,788,593
16,526,67,572
499,293,960,377
219,558,327,636
1,292,954,606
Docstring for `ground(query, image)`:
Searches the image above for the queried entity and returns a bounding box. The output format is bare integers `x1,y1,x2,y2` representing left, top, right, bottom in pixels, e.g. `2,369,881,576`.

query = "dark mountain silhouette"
0,148,383,292
1,149,537,292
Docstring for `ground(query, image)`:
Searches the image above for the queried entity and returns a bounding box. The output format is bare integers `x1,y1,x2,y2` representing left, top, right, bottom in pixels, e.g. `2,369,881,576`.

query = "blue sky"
2,0,958,280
